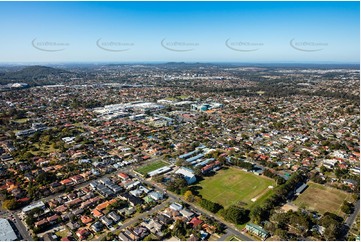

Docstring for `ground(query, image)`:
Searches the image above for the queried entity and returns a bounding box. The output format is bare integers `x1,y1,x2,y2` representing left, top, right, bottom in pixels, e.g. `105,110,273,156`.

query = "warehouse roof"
0,219,17,241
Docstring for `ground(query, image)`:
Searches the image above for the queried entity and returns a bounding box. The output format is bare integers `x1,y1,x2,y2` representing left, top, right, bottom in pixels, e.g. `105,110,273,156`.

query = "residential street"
344,199,360,239
345,200,360,228
13,213,32,241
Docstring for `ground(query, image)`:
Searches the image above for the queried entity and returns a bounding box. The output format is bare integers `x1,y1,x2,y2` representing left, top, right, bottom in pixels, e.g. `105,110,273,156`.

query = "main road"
13,213,33,241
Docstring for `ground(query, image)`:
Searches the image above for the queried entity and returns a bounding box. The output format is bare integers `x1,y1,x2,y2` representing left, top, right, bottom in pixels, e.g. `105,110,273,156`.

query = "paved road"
14,213,32,241
218,229,232,241
345,200,360,227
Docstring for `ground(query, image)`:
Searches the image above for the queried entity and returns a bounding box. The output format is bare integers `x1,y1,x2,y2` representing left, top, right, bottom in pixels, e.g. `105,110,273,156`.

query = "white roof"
175,167,195,178
0,219,17,241
148,166,172,177
170,202,183,211
22,201,45,213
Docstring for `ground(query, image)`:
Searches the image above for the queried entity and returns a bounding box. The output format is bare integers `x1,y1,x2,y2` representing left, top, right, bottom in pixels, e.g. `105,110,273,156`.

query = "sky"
0,1,359,63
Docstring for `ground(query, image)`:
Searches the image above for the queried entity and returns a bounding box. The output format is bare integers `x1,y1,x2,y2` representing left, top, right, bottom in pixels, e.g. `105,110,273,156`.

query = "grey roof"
296,183,308,194
180,208,194,218
179,150,198,159
100,216,113,226
0,219,17,241
108,211,121,222
148,191,163,200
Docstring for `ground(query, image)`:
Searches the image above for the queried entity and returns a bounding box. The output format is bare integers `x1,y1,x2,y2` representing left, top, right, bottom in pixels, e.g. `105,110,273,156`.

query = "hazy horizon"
0,1,359,63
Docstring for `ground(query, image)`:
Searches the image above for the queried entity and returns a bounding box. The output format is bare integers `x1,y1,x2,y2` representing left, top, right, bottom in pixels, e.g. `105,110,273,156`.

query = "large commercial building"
191,102,223,112
94,102,165,121
0,219,17,241
175,167,197,184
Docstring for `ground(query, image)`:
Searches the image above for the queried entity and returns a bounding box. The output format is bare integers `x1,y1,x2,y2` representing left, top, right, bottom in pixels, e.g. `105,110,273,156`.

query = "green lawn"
30,143,60,155
293,182,353,216
13,118,29,124
197,167,275,209
176,95,189,99
55,228,70,238
135,161,168,176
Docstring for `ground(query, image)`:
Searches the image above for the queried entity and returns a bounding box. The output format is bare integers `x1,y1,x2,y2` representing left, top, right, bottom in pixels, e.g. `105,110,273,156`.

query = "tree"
323,223,339,240
143,234,157,241
2,199,18,210
264,221,276,234
236,160,253,171
289,213,310,236
275,228,288,240
172,220,188,240
152,175,164,183
335,168,347,179
184,190,195,202
320,212,343,240
250,206,268,225
199,199,223,213
194,166,203,177
166,175,188,194
270,213,289,229
341,201,354,214
275,176,286,185
35,171,57,185
320,166,329,174
221,205,249,224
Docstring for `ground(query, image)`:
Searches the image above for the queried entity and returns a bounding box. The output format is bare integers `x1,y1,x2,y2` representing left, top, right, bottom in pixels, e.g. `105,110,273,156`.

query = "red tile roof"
189,217,203,228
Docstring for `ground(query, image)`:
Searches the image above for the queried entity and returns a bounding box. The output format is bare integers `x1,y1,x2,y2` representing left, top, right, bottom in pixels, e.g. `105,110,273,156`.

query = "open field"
30,143,60,155
135,161,168,176
197,167,275,209
293,182,353,216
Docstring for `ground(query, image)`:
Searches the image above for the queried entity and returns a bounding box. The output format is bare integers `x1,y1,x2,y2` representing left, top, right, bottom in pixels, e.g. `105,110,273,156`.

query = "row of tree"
263,169,286,185
199,198,223,213
250,171,306,224
221,205,250,225
234,160,253,171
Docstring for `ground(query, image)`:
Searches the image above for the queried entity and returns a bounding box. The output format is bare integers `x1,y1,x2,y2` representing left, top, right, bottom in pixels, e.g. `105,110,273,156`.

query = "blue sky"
0,1,359,63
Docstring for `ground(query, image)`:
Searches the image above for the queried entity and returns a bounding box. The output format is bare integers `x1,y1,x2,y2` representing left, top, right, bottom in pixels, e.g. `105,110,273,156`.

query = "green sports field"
197,167,275,209
294,182,353,216
135,161,168,176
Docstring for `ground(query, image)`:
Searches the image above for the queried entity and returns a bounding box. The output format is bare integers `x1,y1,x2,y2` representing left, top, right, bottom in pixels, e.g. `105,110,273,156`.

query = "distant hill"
0,65,73,86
